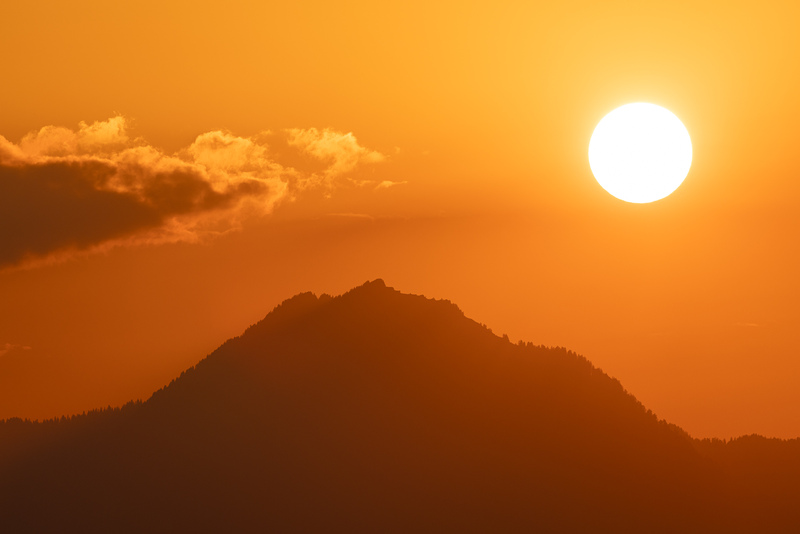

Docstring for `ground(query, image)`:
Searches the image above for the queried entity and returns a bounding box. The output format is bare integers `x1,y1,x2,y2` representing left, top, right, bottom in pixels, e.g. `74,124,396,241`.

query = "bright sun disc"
589,103,692,203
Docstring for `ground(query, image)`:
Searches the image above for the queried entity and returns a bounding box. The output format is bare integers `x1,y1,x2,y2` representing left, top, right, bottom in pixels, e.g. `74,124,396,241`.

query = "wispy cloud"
324,213,376,221
0,343,32,357
0,117,386,269
287,128,385,184
374,180,408,190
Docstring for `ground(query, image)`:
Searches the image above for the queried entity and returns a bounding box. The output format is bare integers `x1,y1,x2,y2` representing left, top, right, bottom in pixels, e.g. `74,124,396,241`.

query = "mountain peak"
362,277,387,289
3,280,798,533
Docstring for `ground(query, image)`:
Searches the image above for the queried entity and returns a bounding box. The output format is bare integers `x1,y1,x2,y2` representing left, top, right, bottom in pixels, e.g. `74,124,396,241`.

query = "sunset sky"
2,0,799,439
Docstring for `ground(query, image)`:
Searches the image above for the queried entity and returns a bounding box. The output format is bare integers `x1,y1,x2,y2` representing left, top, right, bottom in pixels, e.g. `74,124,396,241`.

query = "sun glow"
589,103,692,203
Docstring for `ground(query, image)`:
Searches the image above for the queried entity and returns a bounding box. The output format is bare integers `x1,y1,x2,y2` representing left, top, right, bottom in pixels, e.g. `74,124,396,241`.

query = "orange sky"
1,0,800,438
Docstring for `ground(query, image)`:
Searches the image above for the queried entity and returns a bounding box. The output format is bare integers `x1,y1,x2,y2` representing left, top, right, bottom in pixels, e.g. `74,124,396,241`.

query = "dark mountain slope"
691,434,800,530
0,280,794,532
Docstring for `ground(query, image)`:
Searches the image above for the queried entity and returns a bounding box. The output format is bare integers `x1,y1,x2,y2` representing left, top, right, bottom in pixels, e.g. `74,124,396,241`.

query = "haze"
2,0,800,440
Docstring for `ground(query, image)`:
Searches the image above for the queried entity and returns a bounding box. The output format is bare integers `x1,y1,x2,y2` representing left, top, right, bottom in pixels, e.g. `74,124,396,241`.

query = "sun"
589,103,692,203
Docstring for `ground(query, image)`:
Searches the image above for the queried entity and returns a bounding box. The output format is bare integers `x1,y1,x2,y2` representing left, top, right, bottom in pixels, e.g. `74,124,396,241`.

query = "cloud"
287,128,385,185
0,117,386,269
375,180,408,190
0,343,32,358
18,116,129,157
324,213,376,221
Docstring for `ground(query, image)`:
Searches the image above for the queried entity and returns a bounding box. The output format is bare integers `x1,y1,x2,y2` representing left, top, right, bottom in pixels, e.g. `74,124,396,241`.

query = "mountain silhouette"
1,280,798,533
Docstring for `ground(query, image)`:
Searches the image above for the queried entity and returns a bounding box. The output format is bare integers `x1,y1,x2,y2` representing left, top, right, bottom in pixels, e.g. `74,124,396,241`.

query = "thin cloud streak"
0,343,32,357
0,117,386,269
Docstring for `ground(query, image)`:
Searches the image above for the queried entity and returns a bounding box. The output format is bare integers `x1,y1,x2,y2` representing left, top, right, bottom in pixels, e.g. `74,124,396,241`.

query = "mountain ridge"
1,279,798,533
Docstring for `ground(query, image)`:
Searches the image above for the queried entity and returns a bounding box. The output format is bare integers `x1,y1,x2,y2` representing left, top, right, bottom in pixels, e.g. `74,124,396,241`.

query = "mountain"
1,279,798,533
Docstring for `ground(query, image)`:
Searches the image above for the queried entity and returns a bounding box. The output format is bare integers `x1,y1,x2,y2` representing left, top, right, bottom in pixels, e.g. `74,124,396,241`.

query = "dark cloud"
0,160,269,267
0,117,386,269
